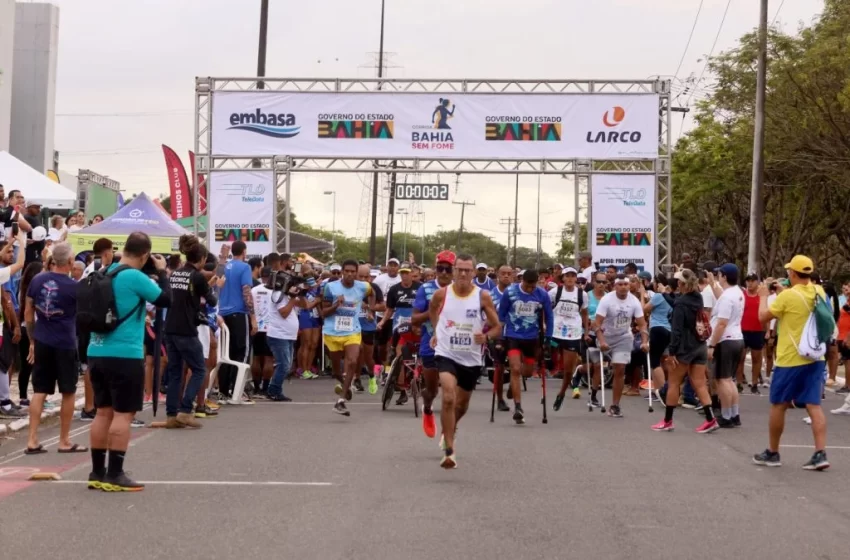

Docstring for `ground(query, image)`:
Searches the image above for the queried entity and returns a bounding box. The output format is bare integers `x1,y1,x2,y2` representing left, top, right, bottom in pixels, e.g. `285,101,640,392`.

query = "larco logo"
587,106,642,144
219,183,266,203
129,209,144,218
229,109,300,139
601,187,647,207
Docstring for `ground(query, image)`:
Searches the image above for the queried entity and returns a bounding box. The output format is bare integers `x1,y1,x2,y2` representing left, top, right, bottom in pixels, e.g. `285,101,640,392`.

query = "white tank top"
435,285,484,367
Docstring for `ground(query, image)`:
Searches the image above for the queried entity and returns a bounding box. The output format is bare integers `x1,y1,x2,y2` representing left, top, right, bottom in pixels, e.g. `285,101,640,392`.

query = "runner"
411,251,455,438
643,276,673,398
651,269,718,433
498,269,554,424
489,265,514,412
323,259,373,417
373,258,402,380
740,273,768,394
473,263,496,291
753,256,830,470
296,263,321,380
706,264,745,428
550,267,589,410
356,264,384,395
428,254,501,468
592,274,648,419
378,262,421,405
572,271,609,407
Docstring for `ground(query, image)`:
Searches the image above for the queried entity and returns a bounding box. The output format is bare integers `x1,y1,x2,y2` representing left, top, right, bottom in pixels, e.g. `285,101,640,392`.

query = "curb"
0,396,85,435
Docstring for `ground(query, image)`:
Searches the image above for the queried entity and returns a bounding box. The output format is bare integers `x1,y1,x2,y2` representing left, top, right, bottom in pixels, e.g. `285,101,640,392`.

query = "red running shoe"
695,418,719,434
422,409,436,438
651,420,674,432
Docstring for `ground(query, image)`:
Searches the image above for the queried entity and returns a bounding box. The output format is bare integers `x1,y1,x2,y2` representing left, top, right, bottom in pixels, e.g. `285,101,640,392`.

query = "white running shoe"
830,404,850,415
802,416,812,425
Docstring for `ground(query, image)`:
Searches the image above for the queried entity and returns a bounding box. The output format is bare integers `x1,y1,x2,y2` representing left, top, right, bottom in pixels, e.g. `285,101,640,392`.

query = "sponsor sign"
208,170,274,258
210,92,659,159
590,174,655,274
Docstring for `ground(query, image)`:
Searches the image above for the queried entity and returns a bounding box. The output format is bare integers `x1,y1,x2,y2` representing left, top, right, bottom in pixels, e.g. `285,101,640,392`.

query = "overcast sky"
50,0,824,254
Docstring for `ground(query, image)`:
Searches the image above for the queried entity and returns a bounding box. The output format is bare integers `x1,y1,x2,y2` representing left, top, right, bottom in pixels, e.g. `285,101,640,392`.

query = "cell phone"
11,222,18,237
215,263,225,277
293,262,302,273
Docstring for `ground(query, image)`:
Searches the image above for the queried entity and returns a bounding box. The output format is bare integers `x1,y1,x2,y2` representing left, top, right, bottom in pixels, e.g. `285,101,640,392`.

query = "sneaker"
732,415,741,427
87,471,105,490
353,378,365,393
572,387,581,399
639,380,649,390
196,406,219,417
681,399,699,410
333,399,350,416
760,379,770,388
607,405,623,418
176,412,203,428
750,386,761,396
143,394,153,404
590,398,601,409
395,391,409,406
240,394,255,405
497,400,511,412
301,371,318,380
422,409,436,438
268,394,292,402
752,449,782,467
0,405,26,419
830,403,850,415
101,472,145,492
43,401,57,411
205,399,221,411
802,450,830,471
826,378,836,387
802,416,812,425
553,394,565,412
737,383,744,394
334,383,343,395
130,419,146,428
440,450,457,469
695,418,719,434
651,419,674,432
513,407,525,425
368,377,378,395
717,417,735,429
836,386,850,394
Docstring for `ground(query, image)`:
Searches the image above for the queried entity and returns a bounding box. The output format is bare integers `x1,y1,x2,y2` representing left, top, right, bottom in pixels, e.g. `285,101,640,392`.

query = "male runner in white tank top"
429,254,501,469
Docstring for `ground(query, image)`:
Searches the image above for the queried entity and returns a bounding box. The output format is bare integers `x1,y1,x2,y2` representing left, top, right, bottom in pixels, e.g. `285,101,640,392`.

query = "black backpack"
554,285,584,311
77,265,144,334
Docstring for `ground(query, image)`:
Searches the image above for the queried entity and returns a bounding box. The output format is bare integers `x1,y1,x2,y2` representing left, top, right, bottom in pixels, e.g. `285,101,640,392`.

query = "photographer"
266,273,305,402
164,235,217,429
86,232,171,492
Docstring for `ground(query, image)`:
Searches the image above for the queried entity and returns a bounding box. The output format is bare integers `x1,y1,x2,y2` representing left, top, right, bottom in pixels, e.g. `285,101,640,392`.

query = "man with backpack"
753,255,832,471
549,267,589,410
80,232,171,492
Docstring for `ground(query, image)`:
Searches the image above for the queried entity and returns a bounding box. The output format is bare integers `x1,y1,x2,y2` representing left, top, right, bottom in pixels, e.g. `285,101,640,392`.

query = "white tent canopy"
0,151,76,209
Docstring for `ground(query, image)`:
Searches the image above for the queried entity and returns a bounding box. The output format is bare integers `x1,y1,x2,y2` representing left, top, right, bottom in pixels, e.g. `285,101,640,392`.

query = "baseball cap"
476,263,488,270
553,263,564,269
435,250,456,265
562,266,578,276
388,258,400,265
25,200,42,208
370,269,380,278
673,271,685,281
716,263,739,283
785,255,814,274
31,226,47,242
329,264,342,272
399,262,412,272
638,270,652,281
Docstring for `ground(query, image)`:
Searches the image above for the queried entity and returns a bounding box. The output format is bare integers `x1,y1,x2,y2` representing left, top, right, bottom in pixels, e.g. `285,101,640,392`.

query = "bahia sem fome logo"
411,98,456,151
586,106,642,144
229,109,300,139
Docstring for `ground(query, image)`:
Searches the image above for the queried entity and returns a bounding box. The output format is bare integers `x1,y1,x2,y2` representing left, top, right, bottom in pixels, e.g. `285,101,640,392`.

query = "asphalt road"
0,377,848,560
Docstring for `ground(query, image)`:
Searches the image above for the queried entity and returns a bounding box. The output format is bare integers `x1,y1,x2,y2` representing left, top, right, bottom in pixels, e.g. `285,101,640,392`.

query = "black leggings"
17,327,31,400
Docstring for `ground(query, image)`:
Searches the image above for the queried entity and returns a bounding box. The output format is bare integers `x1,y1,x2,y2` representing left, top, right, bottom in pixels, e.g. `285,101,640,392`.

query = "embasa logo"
229,109,300,139
587,107,642,144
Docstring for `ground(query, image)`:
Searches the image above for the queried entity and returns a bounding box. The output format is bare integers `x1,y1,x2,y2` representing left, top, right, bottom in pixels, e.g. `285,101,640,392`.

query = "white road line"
252,402,381,406
782,445,850,450
53,480,333,487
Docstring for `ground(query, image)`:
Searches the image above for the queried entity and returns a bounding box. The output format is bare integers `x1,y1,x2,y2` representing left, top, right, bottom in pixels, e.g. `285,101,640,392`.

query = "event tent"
68,192,189,254
0,151,76,209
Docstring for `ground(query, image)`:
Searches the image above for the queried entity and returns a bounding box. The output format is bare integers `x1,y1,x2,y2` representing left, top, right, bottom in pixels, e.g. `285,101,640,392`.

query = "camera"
141,253,162,276
266,269,307,302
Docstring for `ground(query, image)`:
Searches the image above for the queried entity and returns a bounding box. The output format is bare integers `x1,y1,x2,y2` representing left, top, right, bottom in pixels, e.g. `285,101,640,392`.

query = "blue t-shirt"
498,284,554,340
27,272,77,350
299,285,322,328
88,264,163,360
322,280,371,337
3,266,20,312
218,259,252,316
649,292,672,331
414,280,442,357
587,291,602,321
473,277,496,292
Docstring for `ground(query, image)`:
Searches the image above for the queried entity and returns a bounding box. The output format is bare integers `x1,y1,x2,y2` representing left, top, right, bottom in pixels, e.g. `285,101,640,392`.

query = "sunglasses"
331,270,341,275
595,279,606,284
435,265,453,274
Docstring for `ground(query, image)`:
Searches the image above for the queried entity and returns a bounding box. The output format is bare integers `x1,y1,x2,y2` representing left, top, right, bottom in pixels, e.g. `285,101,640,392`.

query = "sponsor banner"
188,150,207,214
162,145,191,219
210,92,659,160
590,174,655,274
208,170,274,258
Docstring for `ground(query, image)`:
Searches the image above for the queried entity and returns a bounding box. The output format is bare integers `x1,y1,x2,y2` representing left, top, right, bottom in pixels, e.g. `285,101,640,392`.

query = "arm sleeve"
498,289,510,323
413,285,427,312
542,291,554,338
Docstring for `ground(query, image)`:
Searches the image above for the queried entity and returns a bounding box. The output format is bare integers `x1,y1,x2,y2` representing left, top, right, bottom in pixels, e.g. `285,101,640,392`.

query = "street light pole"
747,0,768,275
324,190,336,259
368,0,387,263
417,211,425,265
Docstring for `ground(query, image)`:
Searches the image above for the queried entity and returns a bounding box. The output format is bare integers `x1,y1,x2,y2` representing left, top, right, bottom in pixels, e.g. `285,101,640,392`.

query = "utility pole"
513,171,519,270
368,0,387,264
453,200,475,250
500,217,516,266
384,161,398,263
747,0,768,275
257,0,269,90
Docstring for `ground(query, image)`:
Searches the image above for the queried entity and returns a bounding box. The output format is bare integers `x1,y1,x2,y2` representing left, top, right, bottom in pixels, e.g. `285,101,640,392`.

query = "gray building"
10,2,59,174
0,0,15,154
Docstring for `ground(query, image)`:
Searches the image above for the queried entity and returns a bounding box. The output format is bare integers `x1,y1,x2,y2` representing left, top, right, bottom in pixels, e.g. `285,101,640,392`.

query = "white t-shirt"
549,286,588,340
701,285,716,309
711,286,744,341
767,293,778,331
251,284,273,333
596,292,644,340
69,225,84,232
579,266,597,283
267,294,299,340
373,273,401,318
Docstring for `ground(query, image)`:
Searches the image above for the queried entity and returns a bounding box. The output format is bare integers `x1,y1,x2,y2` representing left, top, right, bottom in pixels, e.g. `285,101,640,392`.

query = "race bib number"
614,314,630,329
449,334,473,352
516,302,537,317
335,316,355,332
396,316,411,327
558,325,580,339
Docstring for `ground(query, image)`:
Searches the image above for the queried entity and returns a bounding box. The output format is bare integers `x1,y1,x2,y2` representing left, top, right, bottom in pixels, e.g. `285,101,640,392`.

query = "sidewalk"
0,374,86,437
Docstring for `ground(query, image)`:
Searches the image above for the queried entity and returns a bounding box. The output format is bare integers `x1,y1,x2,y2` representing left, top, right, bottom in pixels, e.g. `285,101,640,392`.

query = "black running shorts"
90,357,145,413
506,338,539,364
435,356,480,392
31,341,79,395
361,330,376,346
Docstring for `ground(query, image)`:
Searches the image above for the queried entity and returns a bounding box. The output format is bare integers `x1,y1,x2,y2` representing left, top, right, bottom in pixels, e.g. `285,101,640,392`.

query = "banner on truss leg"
208,170,274,259
590,174,655,274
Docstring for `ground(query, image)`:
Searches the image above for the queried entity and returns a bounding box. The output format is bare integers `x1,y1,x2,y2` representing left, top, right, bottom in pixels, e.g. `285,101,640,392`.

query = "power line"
673,0,706,80
772,0,786,25
685,0,733,109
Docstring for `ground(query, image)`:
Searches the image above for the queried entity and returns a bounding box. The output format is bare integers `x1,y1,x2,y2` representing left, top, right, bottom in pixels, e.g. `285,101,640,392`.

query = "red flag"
189,150,207,214
162,144,191,219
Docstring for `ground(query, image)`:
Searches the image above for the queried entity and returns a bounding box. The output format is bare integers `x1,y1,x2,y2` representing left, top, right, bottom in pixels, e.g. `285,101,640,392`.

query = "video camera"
266,262,308,302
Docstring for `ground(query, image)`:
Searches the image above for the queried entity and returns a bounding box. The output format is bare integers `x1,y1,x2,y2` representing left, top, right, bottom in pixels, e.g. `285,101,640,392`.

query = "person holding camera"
86,232,171,492
164,235,217,429
265,276,305,402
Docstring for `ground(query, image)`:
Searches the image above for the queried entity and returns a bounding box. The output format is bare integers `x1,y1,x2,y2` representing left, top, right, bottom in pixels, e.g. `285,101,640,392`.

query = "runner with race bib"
378,262,421,405
550,267,590,411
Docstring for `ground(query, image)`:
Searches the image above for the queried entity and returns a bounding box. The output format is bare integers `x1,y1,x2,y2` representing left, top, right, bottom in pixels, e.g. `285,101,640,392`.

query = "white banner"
590,174,655,275
208,170,274,259
210,92,659,160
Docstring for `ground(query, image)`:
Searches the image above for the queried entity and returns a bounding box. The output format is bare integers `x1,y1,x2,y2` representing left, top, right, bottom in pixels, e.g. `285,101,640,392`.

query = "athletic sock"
721,408,733,420
91,448,107,476
703,406,715,421
731,404,739,417
261,379,270,393
664,405,675,423
107,450,126,476
515,402,523,411
591,389,598,401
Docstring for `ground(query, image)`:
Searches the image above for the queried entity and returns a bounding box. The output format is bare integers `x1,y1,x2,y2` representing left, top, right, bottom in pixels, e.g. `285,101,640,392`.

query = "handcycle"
381,341,424,417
